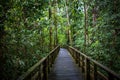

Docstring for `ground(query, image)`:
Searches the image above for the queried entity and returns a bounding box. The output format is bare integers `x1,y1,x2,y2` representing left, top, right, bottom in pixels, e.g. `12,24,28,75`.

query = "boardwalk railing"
68,46,120,80
17,46,60,80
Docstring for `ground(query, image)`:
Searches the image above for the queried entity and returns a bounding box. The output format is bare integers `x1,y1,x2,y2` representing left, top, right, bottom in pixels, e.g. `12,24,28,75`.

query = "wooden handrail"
17,46,60,80
67,46,120,80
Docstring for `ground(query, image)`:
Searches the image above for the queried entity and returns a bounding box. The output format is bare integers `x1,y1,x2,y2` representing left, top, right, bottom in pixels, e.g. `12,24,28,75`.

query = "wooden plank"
68,46,120,80
48,48,84,80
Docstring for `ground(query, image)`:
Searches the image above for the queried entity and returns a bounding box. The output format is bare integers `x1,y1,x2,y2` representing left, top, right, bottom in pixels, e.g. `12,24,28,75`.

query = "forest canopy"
0,0,120,79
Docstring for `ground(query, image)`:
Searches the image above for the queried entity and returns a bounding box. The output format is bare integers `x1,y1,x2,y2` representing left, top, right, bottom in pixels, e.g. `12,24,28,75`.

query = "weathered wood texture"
17,46,120,80
17,46,60,80
48,48,84,80
68,46,120,80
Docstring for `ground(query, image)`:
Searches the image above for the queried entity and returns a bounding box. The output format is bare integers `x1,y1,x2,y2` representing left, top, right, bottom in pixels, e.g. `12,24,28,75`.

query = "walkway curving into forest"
48,48,84,80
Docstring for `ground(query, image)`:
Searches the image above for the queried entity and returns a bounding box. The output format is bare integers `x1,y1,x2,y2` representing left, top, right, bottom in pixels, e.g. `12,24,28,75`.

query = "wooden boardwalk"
48,48,84,80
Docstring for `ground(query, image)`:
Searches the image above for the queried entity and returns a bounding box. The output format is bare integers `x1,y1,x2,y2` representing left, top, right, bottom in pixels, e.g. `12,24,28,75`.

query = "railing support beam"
85,58,90,80
67,46,120,80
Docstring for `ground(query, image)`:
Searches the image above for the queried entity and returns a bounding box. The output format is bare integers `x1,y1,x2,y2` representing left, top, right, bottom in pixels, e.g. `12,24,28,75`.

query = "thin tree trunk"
83,0,87,53
65,0,72,45
53,0,58,47
49,0,53,50
92,6,97,27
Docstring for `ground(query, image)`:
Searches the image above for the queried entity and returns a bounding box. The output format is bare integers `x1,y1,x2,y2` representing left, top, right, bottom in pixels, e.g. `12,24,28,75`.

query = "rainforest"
0,0,120,80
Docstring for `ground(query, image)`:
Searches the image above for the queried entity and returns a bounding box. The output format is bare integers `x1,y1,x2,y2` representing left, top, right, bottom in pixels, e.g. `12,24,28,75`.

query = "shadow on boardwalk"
48,48,84,80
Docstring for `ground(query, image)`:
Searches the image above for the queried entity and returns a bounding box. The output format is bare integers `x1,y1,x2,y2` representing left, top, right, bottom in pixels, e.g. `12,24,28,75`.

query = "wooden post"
76,53,79,64
85,58,90,80
75,52,78,64
50,55,52,68
51,54,54,65
38,65,42,80
93,63,97,80
71,49,74,58
71,49,73,57
80,54,82,67
53,52,55,62
47,56,50,73
82,56,85,73
78,53,81,67
73,50,76,59
108,73,114,80
42,60,48,80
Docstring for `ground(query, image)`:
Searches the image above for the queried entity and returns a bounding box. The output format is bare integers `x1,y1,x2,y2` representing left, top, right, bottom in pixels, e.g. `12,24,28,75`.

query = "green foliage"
69,0,120,74
0,0,120,79
0,0,50,79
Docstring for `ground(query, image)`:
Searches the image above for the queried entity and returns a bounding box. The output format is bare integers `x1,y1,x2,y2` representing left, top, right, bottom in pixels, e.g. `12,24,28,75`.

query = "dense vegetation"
0,0,120,79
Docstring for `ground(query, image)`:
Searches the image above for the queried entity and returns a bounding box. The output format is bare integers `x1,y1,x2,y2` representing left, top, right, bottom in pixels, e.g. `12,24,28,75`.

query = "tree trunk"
83,0,87,53
83,0,88,53
49,0,53,50
65,0,72,45
53,0,58,47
